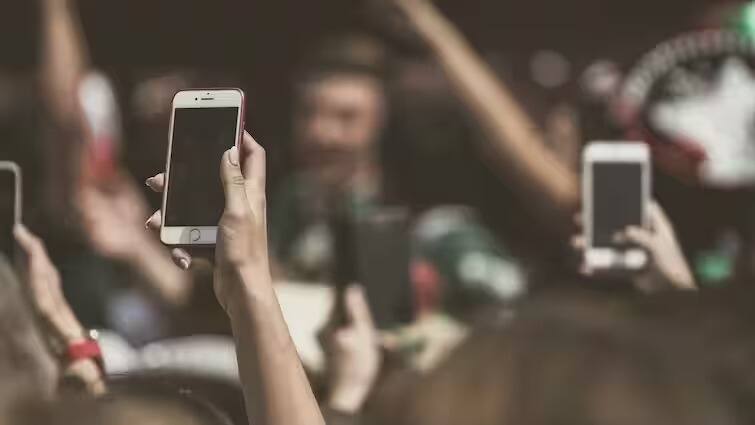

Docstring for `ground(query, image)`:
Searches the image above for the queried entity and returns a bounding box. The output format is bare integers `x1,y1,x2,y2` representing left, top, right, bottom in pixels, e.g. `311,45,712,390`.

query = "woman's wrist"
222,263,275,319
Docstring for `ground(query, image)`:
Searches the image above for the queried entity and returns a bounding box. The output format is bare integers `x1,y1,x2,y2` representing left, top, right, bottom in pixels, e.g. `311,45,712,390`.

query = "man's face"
294,74,385,182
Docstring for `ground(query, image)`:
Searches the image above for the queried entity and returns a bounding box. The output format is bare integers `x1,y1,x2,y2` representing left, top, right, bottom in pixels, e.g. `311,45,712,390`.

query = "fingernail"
229,146,239,166
144,218,151,229
145,177,153,188
179,258,190,270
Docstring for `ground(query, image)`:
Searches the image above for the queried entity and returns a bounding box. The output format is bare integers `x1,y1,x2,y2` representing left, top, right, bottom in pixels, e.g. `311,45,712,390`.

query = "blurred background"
2,0,755,384
3,0,746,258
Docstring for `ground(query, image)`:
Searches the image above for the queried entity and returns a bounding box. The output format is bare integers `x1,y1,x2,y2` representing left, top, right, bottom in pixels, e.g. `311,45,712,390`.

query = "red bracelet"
66,330,105,375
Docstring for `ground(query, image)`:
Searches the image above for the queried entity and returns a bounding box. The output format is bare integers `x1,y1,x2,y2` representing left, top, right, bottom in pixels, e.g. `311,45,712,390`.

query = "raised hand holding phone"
213,135,270,311
582,142,650,271
572,201,696,290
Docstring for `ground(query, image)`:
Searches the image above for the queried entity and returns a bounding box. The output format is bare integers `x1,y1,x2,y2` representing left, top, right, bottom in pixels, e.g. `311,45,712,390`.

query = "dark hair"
297,34,391,85
388,290,751,425
104,372,241,425
11,371,242,425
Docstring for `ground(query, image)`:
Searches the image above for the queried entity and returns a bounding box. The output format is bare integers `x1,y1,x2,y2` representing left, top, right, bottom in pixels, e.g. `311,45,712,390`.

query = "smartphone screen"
332,207,414,329
165,107,239,227
355,209,414,329
0,170,16,259
591,162,643,249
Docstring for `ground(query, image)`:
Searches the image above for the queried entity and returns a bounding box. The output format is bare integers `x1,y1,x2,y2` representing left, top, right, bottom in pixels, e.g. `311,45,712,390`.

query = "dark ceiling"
0,0,724,69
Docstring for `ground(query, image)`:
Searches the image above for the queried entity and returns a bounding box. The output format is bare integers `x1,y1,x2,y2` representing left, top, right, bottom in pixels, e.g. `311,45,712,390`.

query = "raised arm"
14,224,106,396
78,177,194,307
393,0,579,223
215,132,325,425
40,0,90,126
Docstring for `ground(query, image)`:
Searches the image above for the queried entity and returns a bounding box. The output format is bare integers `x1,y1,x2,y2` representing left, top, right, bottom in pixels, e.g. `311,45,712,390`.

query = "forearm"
40,0,89,125
401,1,579,216
124,237,193,307
228,267,325,425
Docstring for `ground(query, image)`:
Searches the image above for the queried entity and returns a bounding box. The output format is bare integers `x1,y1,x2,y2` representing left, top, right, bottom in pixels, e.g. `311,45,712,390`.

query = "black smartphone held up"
356,208,415,329
160,89,245,246
333,206,415,329
0,162,21,262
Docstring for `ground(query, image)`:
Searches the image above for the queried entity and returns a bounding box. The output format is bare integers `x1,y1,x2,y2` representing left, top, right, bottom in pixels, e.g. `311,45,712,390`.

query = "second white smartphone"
583,142,650,270
161,89,245,246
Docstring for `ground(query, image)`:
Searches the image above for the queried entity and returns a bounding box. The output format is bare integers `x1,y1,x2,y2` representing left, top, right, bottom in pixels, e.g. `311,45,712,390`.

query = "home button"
190,229,201,242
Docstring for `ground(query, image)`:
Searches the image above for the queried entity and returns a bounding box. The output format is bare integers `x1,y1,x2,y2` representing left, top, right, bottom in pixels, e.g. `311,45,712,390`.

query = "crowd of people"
3,0,755,424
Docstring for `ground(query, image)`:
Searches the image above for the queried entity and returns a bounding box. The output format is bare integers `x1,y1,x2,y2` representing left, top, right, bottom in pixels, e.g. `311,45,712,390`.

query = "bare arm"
215,133,325,425
14,224,106,396
145,145,324,425
40,0,90,126
125,239,194,306
79,180,193,307
227,271,324,425
395,0,579,222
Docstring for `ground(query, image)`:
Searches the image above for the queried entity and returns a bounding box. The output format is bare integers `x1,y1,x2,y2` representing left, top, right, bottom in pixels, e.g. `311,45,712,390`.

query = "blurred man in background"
269,35,388,282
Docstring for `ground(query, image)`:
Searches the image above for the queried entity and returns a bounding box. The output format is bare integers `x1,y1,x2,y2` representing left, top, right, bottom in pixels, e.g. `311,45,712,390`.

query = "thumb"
345,285,376,331
220,146,248,216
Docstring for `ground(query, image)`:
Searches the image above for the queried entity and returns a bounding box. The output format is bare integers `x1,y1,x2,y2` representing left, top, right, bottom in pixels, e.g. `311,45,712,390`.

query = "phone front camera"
194,97,198,101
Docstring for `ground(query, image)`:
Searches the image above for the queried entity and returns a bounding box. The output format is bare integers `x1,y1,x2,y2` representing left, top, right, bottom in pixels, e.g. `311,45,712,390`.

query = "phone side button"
190,229,201,242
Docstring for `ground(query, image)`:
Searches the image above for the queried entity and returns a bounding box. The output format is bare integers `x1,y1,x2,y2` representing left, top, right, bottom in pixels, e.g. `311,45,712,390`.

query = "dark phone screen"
355,210,414,329
0,171,16,259
165,107,239,226
332,207,414,329
592,162,643,248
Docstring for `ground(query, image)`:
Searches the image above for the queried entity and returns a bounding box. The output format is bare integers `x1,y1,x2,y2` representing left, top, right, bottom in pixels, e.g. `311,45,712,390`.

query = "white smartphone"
0,161,21,259
583,142,650,270
160,89,245,246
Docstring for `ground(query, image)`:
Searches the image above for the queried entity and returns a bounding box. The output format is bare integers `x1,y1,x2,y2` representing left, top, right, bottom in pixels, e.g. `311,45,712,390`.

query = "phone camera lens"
194,97,198,101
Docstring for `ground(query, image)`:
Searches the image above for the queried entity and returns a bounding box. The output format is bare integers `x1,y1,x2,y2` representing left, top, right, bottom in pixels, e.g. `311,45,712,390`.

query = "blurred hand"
15,225,107,395
617,202,696,290
326,285,382,414
571,201,696,290
146,132,269,310
79,176,150,261
14,224,86,344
